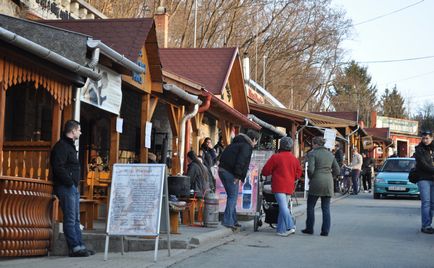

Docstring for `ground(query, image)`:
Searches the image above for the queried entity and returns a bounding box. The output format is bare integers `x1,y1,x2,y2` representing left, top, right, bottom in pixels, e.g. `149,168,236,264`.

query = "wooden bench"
55,198,96,230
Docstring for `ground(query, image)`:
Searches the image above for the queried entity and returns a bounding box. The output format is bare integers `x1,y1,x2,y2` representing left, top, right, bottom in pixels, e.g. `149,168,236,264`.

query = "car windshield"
381,159,415,172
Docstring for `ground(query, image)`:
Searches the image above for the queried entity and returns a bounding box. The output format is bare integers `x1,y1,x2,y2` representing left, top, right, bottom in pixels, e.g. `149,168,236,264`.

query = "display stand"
103,164,171,262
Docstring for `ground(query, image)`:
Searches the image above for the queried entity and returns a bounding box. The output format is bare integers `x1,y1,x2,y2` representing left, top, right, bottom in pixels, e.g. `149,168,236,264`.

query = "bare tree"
87,0,351,111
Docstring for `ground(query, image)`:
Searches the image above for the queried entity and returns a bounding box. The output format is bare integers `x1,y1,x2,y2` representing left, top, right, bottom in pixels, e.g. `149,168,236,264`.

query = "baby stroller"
254,175,297,232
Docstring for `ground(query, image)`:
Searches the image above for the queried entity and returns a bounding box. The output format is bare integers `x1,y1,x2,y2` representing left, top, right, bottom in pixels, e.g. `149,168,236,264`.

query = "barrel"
203,191,219,227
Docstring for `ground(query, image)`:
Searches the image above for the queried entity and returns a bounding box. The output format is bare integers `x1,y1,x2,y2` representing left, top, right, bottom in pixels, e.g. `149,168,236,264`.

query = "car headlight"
375,178,386,183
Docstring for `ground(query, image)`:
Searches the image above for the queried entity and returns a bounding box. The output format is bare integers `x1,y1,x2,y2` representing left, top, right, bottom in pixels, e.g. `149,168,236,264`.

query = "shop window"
4,82,54,141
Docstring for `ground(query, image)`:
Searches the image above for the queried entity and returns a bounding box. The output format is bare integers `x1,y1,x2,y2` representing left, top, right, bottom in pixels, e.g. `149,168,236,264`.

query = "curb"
189,227,234,246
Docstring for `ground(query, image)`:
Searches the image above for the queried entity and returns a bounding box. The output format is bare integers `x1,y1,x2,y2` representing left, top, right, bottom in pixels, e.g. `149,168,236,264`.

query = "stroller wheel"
258,219,263,227
269,223,276,229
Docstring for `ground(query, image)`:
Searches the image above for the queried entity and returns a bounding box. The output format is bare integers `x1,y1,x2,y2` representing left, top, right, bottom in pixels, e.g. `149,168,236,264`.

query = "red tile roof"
40,18,162,82
159,48,238,95
313,111,358,122
364,128,389,139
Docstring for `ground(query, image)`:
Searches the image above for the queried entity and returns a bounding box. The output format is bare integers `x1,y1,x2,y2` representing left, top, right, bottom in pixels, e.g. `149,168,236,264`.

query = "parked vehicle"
373,158,419,199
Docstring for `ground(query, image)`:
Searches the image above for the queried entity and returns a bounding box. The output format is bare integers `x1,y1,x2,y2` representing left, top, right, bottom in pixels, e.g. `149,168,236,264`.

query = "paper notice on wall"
116,117,123,133
324,128,336,150
145,121,152,148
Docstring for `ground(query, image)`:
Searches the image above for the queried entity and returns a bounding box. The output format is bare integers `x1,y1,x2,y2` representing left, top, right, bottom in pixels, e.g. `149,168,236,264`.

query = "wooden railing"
1,141,51,180
0,176,53,256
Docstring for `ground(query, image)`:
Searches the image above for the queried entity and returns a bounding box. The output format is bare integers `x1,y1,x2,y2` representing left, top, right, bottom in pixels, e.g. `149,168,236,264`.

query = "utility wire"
355,55,434,64
383,70,434,85
354,0,424,26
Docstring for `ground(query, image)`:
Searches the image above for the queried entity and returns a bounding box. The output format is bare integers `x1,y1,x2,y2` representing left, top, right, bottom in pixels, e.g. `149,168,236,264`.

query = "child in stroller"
254,175,297,231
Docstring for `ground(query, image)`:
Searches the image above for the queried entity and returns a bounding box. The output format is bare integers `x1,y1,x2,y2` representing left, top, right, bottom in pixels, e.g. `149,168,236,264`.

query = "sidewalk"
0,192,346,268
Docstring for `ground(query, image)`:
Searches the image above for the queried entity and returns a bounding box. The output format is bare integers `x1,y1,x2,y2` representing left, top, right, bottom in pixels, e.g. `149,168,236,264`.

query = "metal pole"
194,0,197,48
255,6,258,81
262,55,266,89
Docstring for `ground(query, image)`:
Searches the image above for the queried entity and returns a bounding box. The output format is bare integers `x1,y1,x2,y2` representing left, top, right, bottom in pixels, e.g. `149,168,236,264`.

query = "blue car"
373,157,419,199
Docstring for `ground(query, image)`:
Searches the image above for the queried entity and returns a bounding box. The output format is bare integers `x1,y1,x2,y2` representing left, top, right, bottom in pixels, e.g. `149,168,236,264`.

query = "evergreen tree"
379,86,406,118
331,61,377,126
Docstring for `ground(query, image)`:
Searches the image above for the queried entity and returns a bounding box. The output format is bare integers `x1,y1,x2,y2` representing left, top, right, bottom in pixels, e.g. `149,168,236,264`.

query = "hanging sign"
81,64,122,115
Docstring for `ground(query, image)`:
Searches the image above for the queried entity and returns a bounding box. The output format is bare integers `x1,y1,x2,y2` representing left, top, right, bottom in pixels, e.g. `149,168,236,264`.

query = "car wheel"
373,193,381,199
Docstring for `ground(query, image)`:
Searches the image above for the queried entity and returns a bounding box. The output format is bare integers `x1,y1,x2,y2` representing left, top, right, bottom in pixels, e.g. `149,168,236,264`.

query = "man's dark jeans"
305,194,331,234
55,185,83,252
351,169,361,194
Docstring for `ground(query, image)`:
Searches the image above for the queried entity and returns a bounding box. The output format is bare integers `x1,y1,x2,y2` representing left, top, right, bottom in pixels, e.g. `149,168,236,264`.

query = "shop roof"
40,18,163,82
364,128,390,139
313,111,358,122
0,14,88,65
159,48,238,95
250,103,357,128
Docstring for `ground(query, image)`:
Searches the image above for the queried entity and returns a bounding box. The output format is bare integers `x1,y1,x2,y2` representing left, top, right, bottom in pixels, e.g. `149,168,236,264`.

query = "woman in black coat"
186,150,210,198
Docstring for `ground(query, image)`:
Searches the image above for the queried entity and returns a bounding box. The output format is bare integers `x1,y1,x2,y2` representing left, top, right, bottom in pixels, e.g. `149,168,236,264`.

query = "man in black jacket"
51,120,92,257
414,130,434,234
218,129,260,229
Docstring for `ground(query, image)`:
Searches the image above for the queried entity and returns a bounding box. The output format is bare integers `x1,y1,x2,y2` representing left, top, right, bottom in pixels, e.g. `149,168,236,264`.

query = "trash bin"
203,191,219,227
168,175,191,197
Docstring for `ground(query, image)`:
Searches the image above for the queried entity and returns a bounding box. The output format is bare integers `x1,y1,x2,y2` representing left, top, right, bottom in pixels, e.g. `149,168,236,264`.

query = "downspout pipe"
163,84,202,175
0,27,102,81
87,39,145,74
180,104,199,174
247,114,285,138
184,91,211,170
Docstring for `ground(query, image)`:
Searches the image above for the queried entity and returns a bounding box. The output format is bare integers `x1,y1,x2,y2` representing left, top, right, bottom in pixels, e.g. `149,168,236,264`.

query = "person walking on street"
413,130,434,234
262,137,302,236
334,142,344,191
51,120,94,257
218,129,260,229
350,147,363,195
361,151,375,193
302,136,340,236
334,143,344,166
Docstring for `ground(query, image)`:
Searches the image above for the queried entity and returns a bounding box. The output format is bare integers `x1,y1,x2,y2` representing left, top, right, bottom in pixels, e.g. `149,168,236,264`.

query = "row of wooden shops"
0,14,364,257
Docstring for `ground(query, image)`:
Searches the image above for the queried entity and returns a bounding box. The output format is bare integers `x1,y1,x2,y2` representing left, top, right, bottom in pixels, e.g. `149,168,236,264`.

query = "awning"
250,103,357,128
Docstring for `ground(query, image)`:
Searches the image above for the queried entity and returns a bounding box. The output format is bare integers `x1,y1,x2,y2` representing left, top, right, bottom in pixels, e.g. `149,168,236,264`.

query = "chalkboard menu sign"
106,164,166,236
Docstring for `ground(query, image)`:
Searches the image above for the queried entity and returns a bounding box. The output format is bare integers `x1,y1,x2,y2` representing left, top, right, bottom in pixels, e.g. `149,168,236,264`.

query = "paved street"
172,194,432,268
1,194,432,268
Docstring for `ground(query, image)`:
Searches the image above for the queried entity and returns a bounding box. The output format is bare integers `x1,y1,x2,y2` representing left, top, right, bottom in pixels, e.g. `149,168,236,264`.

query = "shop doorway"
397,140,408,157
79,102,112,216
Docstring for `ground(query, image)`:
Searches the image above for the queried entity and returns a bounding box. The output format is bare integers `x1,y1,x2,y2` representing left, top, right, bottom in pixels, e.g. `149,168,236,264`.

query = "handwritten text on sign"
106,164,165,236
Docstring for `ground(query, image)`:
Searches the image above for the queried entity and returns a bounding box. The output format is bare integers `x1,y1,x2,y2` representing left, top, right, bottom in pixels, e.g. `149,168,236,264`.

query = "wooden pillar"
167,104,182,175
0,86,5,176
109,116,119,169
219,120,231,147
62,104,73,127
51,102,62,146
140,93,150,163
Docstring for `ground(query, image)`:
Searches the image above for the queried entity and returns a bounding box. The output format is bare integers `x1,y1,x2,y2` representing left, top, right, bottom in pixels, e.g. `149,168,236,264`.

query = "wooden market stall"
0,16,100,256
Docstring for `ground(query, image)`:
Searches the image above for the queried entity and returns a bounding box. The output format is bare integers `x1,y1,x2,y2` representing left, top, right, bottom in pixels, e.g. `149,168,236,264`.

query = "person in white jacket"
350,147,363,195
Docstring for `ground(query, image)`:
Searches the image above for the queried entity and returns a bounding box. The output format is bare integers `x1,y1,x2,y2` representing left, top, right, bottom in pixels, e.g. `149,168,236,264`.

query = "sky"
331,0,434,116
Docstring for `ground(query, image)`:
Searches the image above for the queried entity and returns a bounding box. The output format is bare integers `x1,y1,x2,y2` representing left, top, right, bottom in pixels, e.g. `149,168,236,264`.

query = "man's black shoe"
69,249,90,257
301,229,313,235
86,249,96,255
234,223,242,228
320,232,329,236
421,227,434,234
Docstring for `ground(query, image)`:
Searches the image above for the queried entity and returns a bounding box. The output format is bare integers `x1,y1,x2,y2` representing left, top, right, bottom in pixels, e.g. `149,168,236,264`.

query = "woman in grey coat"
302,136,340,236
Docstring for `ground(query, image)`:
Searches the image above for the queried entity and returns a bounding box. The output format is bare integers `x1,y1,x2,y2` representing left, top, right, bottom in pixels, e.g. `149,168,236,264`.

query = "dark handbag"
408,167,418,184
